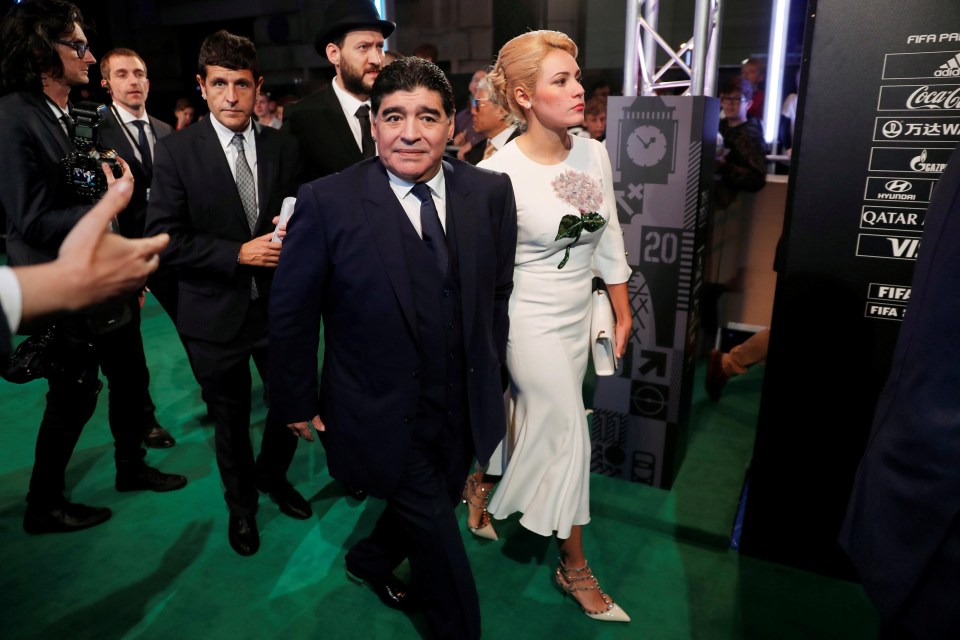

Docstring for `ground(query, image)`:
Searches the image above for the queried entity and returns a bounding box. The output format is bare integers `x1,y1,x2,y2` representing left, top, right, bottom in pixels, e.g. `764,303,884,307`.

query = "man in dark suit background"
840,142,960,639
270,57,517,639
145,30,306,557
0,0,186,536
97,47,177,450
282,0,394,182
282,0,396,503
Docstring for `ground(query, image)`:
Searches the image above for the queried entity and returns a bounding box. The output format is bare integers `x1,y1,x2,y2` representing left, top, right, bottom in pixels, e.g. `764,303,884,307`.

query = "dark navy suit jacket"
840,142,960,624
269,158,517,497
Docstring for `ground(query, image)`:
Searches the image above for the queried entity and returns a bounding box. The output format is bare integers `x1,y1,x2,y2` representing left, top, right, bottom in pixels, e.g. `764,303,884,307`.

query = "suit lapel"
25,93,73,160
103,108,146,179
198,117,251,234
321,86,363,163
362,162,418,341
254,122,273,233
444,161,478,344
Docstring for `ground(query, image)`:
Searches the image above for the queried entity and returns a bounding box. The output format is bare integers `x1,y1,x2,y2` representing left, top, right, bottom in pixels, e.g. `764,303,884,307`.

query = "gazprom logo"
936,52,960,77
885,180,913,193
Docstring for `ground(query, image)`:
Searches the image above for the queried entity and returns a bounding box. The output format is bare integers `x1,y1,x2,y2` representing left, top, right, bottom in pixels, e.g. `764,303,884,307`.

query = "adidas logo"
935,52,960,77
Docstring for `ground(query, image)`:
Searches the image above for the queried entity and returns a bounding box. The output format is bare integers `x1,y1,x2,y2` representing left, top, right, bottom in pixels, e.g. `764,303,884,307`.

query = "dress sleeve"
593,140,633,284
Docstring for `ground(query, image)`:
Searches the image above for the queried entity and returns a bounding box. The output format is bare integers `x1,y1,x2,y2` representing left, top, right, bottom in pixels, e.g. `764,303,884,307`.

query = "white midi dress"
479,135,632,538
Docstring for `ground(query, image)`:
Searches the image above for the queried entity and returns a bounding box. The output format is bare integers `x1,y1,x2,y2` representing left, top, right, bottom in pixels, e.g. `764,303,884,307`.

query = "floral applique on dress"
551,170,605,268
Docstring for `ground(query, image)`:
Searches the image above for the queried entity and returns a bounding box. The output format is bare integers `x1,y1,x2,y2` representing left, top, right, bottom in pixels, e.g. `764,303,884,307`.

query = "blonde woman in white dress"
475,30,633,623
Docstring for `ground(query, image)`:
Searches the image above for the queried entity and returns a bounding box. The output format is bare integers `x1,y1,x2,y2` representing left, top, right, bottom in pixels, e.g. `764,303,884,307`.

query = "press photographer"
0,0,186,535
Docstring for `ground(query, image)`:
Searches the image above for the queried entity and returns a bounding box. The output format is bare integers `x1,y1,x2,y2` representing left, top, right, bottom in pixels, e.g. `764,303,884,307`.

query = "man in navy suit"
270,57,517,639
145,30,305,557
97,47,177,450
840,142,960,639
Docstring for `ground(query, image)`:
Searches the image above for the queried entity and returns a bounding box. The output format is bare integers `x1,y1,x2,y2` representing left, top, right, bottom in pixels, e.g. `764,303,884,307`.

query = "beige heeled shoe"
554,558,631,623
461,472,498,541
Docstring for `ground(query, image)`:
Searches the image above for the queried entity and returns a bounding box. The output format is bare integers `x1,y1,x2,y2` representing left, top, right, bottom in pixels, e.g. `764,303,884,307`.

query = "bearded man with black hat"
282,0,395,182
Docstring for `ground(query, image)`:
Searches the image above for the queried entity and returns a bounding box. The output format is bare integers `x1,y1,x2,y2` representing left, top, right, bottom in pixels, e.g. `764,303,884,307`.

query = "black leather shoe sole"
257,482,312,520
345,567,420,613
229,515,260,556
23,503,112,534
143,425,176,449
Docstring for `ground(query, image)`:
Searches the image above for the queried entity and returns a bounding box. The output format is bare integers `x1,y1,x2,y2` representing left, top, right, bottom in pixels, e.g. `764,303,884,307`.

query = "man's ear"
101,79,109,93
326,42,341,68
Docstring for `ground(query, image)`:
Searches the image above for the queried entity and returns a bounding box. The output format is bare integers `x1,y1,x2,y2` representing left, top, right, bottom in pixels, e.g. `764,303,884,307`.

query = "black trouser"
182,300,297,516
27,300,148,506
345,415,478,640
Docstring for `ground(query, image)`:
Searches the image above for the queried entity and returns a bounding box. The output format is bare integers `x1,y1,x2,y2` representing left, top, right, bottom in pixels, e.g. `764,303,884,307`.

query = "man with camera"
0,0,187,535
97,47,178,450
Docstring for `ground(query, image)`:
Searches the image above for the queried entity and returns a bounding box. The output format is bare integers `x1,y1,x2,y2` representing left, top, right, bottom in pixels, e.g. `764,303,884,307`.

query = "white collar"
386,165,446,201
113,103,149,125
331,77,370,119
489,125,517,150
210,114,255,148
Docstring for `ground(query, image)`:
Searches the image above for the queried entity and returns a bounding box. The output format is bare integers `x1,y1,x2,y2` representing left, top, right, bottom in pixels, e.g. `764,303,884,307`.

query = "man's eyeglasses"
471,97,493,109
719,96,748,105
55,40,91,59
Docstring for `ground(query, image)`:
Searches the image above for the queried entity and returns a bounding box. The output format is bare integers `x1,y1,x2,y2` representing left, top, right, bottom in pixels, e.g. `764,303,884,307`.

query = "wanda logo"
907,85,960,109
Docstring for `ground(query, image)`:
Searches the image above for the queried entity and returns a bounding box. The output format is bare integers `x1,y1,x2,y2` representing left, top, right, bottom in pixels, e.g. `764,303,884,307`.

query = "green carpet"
0,296,878,639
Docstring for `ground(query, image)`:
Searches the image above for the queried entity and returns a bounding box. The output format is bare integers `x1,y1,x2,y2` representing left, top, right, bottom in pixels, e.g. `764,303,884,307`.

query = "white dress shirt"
0,266,23,334
332,78,372,153
210,116,259,214
386,168,447,238
112,104,156,165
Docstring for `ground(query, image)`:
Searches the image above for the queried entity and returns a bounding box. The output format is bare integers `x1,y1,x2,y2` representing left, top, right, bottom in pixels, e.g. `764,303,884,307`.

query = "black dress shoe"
345,567,419,612
116,464,188,492
23,501,112,534
228,514,260,556
143,424,176,448
257,480,312,519
344,483,367,501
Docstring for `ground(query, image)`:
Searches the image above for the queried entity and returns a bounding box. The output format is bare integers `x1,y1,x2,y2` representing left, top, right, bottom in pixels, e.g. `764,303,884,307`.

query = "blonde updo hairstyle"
487,30,578,126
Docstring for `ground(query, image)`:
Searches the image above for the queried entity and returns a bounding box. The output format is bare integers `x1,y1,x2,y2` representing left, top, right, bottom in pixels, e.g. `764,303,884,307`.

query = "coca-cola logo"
907,85,960,110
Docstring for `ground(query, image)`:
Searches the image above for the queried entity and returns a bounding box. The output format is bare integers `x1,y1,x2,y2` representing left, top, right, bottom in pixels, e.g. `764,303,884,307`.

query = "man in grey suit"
97,47,177,449
282,0,395,182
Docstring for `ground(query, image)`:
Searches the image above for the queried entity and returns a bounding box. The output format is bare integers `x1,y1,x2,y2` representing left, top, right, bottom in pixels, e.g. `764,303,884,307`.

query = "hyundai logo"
885,180,913,193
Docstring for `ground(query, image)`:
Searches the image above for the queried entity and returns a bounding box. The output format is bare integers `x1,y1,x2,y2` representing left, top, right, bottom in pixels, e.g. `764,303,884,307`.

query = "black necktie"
130,120,153,174
355,104,375,159
60,113,74,140
411,182,448,275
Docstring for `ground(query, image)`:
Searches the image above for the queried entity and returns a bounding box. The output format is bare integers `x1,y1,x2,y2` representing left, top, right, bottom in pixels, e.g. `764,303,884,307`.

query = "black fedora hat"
314,0,396,54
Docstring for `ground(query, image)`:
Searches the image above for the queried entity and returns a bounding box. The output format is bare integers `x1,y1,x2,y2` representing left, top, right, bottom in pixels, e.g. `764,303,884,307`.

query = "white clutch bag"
591,289,618,376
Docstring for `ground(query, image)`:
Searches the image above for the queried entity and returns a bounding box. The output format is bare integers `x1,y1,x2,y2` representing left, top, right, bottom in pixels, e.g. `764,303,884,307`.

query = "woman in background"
477,30,633,623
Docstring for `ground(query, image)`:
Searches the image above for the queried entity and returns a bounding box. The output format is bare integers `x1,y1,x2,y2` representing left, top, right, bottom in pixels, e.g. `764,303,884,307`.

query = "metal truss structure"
622,0,724,97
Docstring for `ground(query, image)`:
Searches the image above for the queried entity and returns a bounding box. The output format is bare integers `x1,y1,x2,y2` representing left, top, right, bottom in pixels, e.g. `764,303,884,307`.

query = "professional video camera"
61,101,122,198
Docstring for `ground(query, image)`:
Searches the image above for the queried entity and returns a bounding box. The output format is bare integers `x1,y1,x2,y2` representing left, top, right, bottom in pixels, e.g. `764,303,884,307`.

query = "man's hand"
287,416,326,442
239,232,282,267
271,214,288,242
15,180,170,321
103,157,134,191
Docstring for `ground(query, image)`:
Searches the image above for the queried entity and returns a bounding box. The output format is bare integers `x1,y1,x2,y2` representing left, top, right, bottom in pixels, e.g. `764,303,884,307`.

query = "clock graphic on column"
617,101,677,185
627,125,668,167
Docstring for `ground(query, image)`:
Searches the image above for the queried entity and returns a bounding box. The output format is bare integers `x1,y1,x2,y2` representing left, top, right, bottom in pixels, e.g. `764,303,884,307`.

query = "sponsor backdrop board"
739,0,960,577
591,96,718,489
